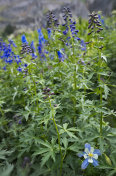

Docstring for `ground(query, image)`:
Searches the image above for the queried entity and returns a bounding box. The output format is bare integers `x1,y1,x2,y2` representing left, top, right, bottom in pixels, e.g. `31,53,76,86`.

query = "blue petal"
93,149,101,156
92,158,99,167
81,158,89,169
85,143,91,151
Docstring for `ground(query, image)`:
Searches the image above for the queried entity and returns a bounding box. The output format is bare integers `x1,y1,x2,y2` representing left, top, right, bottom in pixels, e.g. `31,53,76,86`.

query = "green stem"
0,106,4,117
100,87,103,136
49,98,63,176
98,54,103,136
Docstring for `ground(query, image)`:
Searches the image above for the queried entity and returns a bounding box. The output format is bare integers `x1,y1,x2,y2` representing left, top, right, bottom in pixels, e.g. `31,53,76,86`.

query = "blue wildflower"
98,14,104,25
81,40,86,51
8,39,17,47
38,29,46,44
3,65,7,70
17,66,22,72
38,44,42,54
57,51,65,62
47,28,52,38
30,41,36,52
21,34,27,43
78,143,101,169
15,55,21,64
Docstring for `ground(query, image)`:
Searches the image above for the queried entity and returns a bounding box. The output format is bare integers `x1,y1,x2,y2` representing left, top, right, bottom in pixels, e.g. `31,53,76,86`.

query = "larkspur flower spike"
78,143,101,169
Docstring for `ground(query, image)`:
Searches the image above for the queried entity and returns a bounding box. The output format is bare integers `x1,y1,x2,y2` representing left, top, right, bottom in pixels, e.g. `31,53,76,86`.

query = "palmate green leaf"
41,152,53,167
68,143,79,152
0,163,14,176
0,150,13,160
37,139,51,148
59,123,78,139
34,139,57,166
33,148,49,156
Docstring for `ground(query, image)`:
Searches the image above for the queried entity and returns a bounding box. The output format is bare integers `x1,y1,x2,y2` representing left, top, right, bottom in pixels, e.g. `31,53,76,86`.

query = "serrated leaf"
38,139,51,148
67,131,77,139
0,163,14,176
62,137,68,149
33,148,49,156
41,152,51,167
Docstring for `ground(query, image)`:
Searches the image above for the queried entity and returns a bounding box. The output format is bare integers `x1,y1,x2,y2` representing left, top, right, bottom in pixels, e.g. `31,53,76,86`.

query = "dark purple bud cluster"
13,114,22,125
62,7,80,45
62,7,72,22
78,59,86,65
88,12,103,34
46,11,59,28
43,87,55,98
20,43,32,55
88,12,104,49
22,157,31,168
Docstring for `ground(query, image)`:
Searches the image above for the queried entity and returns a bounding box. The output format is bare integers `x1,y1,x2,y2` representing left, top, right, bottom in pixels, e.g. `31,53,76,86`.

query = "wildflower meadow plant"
0,8,116,176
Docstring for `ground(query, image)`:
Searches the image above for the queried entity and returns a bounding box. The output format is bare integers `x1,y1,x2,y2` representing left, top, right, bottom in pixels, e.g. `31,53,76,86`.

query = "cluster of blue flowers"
0,38,22,71
38,29,48,61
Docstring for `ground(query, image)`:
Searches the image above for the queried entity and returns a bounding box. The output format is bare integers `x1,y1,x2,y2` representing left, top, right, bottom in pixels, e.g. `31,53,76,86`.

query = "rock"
0,0,89,33
87,0,116,15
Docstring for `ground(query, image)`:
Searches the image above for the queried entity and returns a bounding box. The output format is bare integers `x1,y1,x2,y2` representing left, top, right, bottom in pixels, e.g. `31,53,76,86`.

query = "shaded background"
0,0,116,34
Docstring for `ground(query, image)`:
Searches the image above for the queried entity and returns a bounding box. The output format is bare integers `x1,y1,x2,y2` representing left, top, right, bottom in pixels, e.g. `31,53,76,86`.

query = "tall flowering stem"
88,12,104,136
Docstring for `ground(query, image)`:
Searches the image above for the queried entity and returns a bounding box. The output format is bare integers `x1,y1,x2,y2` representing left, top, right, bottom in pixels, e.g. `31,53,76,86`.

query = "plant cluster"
0,8,116,176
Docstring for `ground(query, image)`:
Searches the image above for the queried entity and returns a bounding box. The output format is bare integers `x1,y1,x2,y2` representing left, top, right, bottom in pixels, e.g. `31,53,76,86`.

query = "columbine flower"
78,143,101,169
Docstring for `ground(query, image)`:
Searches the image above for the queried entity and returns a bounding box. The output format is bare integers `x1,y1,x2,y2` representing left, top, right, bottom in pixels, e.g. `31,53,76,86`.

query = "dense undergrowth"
0,9,116,176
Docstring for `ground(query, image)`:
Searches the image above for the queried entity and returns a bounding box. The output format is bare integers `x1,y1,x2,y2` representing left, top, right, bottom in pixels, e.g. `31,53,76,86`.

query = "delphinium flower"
14,55,22,65
88,12,104,49
43,87,55,99
98,14,104,26
88,12,103,34
20,34,32,55
8,39,17,48
80,40,86,51
38,29,47,61
57,50,65,62
22,157,31,168
30,41,37,60
62,7,80,40
0,39,23,73
78,143,101,169
17,66,22,72
1,43,14,64
78,58,86,65
47,28,52,39
46,10,59,29
3,65,7,71
21,34,28,44
13,115,23,124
